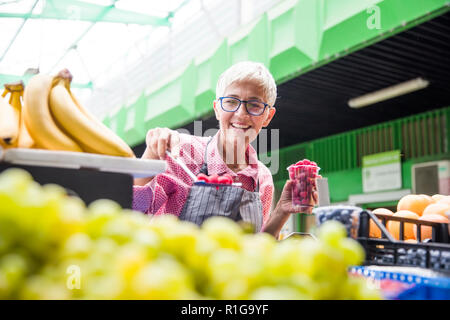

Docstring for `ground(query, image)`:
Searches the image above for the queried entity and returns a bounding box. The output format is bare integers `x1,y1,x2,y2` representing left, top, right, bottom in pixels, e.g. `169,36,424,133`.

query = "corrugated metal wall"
274,106,449,181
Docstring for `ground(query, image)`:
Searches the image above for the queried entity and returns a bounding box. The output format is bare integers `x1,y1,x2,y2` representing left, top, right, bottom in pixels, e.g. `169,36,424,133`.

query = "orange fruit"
422,202,450,218
396,194,433,216
369,208,394,238
437,196,450,205
414,214,449,241
386,210,420,240
431,194,446,203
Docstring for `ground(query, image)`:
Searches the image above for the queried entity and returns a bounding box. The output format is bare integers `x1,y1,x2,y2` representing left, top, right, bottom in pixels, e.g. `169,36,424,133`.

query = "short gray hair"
216,61,277,107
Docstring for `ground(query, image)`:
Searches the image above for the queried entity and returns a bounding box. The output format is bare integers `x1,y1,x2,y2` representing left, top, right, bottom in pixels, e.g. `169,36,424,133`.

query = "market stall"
0,0,449,302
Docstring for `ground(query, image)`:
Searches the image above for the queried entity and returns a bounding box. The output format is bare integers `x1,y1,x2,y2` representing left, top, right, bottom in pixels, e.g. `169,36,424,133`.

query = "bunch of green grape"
0,168,381,300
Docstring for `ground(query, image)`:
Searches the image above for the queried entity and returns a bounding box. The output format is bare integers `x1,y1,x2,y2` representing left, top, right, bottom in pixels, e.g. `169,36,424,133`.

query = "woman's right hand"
134,128,181,186
142,127,181,160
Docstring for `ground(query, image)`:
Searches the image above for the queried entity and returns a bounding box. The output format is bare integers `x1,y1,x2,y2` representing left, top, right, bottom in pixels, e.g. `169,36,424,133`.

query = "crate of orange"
357,193,450,273
314,194,450,273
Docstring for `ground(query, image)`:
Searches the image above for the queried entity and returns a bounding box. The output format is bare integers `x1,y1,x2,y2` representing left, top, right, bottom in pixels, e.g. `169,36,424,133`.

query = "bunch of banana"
0,89,19,148
0,81,34,149
23,69,135,157
4,82,35,149
23,74,82,152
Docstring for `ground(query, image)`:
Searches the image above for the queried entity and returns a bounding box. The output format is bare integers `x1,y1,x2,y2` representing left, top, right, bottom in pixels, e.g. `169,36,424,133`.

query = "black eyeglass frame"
218,96,270,116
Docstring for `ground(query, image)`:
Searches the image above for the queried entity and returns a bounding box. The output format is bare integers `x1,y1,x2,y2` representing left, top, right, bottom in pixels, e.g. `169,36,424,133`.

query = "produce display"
0,70,134,157
287,159,320,212
370,194,450,242
0,168,381,300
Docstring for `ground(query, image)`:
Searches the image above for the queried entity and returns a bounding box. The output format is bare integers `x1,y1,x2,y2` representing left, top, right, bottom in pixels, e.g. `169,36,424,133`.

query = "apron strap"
198,137,213,175
255,178,260,193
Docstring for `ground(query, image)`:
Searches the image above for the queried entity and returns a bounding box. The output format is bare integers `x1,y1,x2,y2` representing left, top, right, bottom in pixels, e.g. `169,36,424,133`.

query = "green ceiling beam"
49,0,119,74
0,0,39,62
0,0,171,26
0,73,92,89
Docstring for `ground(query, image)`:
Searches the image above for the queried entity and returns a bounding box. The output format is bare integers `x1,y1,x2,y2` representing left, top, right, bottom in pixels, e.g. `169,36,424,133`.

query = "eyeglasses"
218,97,270,116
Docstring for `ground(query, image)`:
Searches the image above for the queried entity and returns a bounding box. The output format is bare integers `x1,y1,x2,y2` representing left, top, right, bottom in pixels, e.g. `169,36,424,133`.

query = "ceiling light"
348,77,430,108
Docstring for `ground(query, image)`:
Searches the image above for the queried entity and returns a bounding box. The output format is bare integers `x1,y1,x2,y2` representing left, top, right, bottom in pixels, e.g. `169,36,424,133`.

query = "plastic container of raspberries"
287,159,320,213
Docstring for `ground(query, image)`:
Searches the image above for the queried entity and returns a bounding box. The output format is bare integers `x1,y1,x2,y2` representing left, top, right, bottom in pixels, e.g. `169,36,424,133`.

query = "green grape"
288,273,316,297
218,278,250,300
338,237,365,266
207,249,241,285
114,243,150,282
85,273,125,300
131,256,196,299
269,239,315,278
17,181,46,208
88,199,122,214
59,196,86,221
0,253,29,298
344,276,382,300
131,229,161,260
241,233,277,257
88,238,119,273
0,168,33,196
121,209,152,227
148,214,182,237
238,254,266,282
0,168,384,300
100,216,135,244
201,216,243,251
86,199,121,237
159,221,200,260
0,223,14,255
62,233,93,259
19,275,72,300
317,220,348,247
42,183,68,201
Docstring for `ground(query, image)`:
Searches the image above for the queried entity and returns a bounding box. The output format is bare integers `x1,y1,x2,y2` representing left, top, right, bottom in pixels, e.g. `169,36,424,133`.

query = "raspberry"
196,173,209,182
208,174,219,184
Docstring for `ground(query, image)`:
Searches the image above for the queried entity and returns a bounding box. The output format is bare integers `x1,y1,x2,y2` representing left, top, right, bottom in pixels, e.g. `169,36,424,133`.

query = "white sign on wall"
362,150,402,193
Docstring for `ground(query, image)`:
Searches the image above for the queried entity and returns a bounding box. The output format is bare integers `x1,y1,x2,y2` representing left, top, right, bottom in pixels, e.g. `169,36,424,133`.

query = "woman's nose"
236,101,250,117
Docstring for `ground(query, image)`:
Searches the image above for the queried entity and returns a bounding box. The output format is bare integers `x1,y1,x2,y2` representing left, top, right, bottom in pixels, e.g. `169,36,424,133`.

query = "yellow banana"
23,74,82,152
49,69,135,157
0,88,19,148
4,82,35,149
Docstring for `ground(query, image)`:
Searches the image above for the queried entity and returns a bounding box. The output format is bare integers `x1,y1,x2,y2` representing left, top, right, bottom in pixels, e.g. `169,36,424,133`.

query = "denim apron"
178,138,263,232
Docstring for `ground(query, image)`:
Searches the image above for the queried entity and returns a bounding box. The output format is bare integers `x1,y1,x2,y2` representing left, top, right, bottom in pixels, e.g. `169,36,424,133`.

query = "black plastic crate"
357,211,450,273
0,163,133,209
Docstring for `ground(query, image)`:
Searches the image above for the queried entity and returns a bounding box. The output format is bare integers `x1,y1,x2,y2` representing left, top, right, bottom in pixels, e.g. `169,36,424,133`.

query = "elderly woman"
133,61,316,238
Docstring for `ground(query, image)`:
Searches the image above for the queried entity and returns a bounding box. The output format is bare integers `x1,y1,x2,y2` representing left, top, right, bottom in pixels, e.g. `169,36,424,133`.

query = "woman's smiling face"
213,79,276,147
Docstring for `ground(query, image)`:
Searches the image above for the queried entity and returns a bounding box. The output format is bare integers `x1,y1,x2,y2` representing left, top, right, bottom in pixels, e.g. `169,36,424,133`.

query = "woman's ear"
213,100,220,120
262,107,276,127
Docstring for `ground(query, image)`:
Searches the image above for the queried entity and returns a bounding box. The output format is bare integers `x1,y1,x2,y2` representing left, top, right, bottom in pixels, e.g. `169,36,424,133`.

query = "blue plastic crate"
350,266,450,300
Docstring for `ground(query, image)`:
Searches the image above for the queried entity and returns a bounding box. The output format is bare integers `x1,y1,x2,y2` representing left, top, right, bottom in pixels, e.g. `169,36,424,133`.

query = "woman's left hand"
262,179,318,238
276,179,318,215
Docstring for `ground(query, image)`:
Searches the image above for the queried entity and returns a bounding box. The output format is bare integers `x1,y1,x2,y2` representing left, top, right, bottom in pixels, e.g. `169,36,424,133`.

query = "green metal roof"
0,0,171,25
115,0,450,147
0,0,192,91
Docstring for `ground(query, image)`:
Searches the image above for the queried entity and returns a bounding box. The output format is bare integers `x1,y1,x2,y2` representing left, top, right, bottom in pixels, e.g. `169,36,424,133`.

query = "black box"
0,163,133,209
